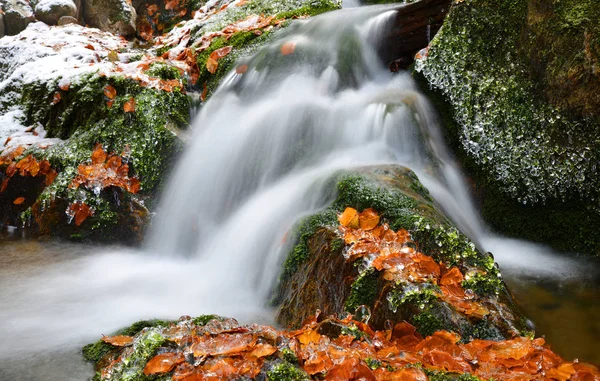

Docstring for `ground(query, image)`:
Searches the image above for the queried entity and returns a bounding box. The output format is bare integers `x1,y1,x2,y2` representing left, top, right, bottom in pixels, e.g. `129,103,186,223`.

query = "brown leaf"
236,64,249,74
45,168,58,186
1,178,8,193
338,207,359,228
123,98,136,113
6,162,17,177
59,82,71,91
201,82,208,101
103,85,117,100
13,197,25,205
144,352,185,375
101,335,133,347
52,92,62,105
248,343,277,359
206,56,219,74
127,178,141,194
281,41,297,56
358,208,380,230
209,46,233,60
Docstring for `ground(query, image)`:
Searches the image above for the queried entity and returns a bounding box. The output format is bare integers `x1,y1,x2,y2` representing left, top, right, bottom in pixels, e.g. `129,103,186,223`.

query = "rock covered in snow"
34,0,77,25
83,0,136,36
1,0,35,35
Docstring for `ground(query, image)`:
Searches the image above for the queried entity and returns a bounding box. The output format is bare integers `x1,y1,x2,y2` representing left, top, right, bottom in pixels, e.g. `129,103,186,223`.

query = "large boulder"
1,0,35,35
83,0,137,36
34,0,77,25
416,0,600,256
275,165,529,340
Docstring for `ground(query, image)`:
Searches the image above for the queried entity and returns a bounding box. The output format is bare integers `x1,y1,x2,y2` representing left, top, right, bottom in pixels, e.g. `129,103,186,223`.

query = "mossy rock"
415,0,600,257
275,165,528,341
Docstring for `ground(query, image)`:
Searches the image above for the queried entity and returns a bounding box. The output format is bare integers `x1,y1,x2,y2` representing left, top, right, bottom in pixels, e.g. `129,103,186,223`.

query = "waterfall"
0,5,596,378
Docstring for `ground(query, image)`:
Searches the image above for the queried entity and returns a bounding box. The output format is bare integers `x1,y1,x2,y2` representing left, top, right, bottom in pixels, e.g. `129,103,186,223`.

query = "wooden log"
379,0,452,70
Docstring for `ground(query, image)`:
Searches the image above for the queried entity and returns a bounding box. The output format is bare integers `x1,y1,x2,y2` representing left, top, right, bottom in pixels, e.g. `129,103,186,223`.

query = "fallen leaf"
358,208,380,230
281,41,297,56
52,92,61,105
339,207,359,228
209,46,233,60
123,98,136,113
103,85,117,99
101,335,133,347
144,352,185,375
91,144,107,165
206,56,219,74
13,197,25,205
236,64,249,74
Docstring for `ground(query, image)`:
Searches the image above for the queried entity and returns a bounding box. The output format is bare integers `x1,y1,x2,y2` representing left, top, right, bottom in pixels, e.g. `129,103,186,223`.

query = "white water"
0,4,597,380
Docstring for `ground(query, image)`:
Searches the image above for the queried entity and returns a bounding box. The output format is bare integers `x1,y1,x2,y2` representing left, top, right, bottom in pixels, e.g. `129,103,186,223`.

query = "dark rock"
83,0,137,36
2,0,35,35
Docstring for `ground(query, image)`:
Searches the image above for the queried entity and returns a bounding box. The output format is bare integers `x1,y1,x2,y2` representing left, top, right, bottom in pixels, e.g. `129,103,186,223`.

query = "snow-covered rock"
34,0,77,25
2,0,35,35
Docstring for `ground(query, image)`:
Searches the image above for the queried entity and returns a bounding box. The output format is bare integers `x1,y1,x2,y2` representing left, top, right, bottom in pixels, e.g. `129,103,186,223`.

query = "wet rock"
415,0,600,256
83,0,137,36
34,0,77,25
56,14,77,25
276,165,528,340
2,0,35,35
0,11,5,37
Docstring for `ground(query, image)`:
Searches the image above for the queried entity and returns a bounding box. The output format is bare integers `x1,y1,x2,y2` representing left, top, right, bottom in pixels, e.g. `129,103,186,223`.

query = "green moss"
82,341,114,363
345,268,380,313
412,311,445,337
192,314,223,326
459,318,504,342
280,347,299,364
340,324,367,340
424,368,485,381
387,282,441,314
462,272,502,297
115,319,172,337
145,62,183,81
267,361,310,381
282,209,338,280
365,358,382,370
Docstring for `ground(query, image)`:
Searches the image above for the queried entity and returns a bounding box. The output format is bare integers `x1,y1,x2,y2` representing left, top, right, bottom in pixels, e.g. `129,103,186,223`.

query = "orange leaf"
338,207,359,228
206,56,219,74
91,144,107,165
248,343,277,359
103,85,117,99
13,197,25,205
6,162,17,177
236,64,248,74
127,178,141,194
101,335,134,347
123,98,136,113
209,46,233,60
201,82,208,101
297,329,321,345
358,208,380,230
52,92,62,105
39,160,51,175
281,41,296,56
144,352,185,375
59,82,71,91
165,0,178,10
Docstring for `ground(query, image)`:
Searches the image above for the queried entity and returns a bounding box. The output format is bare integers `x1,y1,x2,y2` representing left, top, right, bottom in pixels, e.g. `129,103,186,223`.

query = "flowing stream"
0,4,598,380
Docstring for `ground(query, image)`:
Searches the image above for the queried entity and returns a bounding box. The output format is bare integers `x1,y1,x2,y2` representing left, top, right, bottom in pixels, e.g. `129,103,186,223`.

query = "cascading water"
0,4,598,380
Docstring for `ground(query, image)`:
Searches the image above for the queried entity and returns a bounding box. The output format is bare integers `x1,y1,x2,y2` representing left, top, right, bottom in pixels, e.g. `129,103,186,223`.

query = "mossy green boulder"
416,0,600,256
275,165,529,340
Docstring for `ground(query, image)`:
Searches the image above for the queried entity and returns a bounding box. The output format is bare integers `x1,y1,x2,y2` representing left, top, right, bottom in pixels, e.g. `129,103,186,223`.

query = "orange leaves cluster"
1,148,58,195
70,144,140,195
338,207,488,318
96,315,600,381
206,46,232,74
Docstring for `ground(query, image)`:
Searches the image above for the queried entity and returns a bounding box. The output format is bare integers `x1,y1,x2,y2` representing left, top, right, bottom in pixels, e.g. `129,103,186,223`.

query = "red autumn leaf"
103,85,117,100
281,41,297,56
358,208,380,230
339,207,359,228
144,352,185,375
101,335,134,347
13,197,25,205
127,178,141,194
123,98,136,113
200,82,208,101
